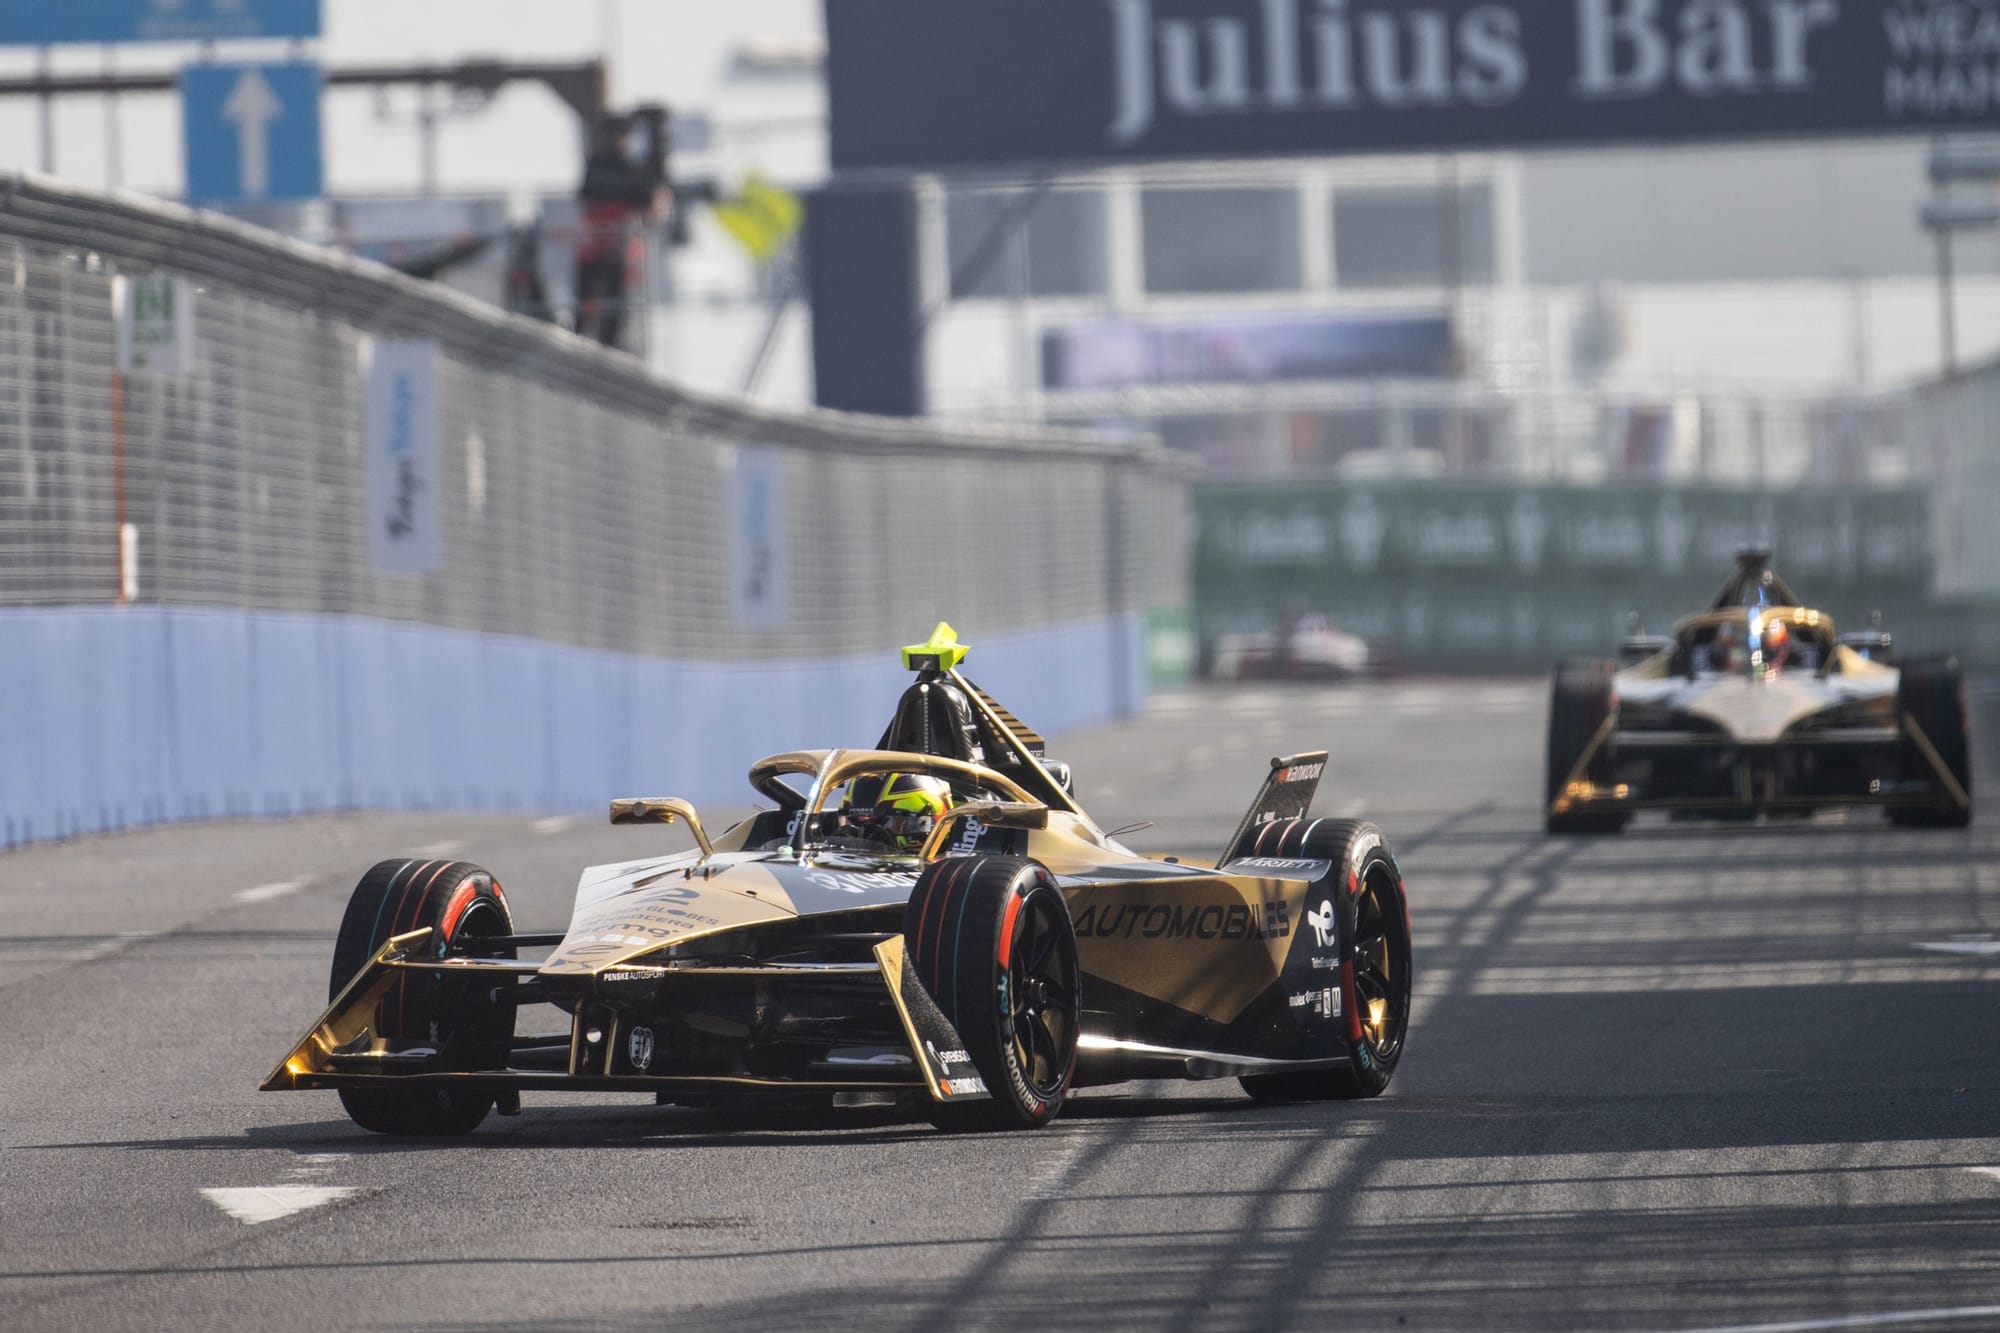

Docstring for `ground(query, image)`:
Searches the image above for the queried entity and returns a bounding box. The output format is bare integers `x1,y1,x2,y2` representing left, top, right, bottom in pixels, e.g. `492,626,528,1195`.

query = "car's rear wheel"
1891,657,1973,828
1240,818,1412,1102
329,858,517,1135
904,855,1079,1131
1546,659,1629,835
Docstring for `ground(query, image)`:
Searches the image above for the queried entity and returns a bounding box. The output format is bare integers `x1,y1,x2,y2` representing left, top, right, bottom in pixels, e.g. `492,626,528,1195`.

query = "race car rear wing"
1219,751,1330,863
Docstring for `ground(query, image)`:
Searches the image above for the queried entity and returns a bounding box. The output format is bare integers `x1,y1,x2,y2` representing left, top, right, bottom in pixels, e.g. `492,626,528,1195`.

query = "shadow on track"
22,1087,1264,1158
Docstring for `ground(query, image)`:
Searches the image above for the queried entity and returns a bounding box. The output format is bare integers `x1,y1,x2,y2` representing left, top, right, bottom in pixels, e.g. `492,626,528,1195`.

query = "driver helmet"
1761,617,1791,668
842,772,953,849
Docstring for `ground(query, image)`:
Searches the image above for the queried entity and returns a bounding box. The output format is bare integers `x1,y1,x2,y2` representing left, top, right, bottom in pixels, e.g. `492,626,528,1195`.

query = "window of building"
1333,184,1495,289
946,187,1109,300
1141,187,1303,295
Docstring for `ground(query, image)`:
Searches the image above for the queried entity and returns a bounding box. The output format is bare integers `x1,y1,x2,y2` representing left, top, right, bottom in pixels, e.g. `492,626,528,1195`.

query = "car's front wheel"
328,858,517,1136
904,855,1080,1131
1546,659,1629,835
1891,656,1973,828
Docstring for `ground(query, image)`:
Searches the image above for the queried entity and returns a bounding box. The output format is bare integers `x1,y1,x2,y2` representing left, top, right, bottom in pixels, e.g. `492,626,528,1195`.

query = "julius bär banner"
827,0,2000,171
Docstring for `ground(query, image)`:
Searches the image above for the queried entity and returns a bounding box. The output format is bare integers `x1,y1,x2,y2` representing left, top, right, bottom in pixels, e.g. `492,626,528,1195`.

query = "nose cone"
1684,676,1827,744
539,857,800,977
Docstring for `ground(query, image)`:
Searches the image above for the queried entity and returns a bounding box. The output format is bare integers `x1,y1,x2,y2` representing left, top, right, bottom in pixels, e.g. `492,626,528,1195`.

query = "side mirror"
1042,760,1074,795
609,796,713,858
1619,634,1671,666
1837,630,1893,662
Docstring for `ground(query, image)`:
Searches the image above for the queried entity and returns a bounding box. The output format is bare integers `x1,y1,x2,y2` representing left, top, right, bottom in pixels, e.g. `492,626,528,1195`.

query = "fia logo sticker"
627,1025,655,1073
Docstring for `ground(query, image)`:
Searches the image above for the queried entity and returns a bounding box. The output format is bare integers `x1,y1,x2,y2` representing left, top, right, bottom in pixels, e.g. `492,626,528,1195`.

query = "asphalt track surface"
5,678,2000,1332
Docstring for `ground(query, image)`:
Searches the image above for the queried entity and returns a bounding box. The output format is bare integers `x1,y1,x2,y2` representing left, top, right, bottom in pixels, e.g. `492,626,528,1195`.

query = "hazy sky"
0,1,827,199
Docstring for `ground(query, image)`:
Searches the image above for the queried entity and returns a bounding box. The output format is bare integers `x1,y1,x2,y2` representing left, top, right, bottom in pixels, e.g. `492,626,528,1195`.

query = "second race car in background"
1545,550,1972,833
1204,611,1377,681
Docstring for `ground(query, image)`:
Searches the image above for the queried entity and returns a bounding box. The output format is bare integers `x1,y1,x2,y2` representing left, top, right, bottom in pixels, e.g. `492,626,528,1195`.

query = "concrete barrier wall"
0,607,1141,848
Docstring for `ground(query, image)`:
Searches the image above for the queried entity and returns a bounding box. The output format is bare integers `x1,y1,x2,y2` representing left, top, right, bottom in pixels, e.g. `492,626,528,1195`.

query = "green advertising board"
1145,606,1197,685
1193,482,1936,666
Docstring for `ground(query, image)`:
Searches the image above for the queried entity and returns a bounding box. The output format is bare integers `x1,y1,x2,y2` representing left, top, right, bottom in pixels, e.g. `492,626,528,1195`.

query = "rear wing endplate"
1219,751,1329,864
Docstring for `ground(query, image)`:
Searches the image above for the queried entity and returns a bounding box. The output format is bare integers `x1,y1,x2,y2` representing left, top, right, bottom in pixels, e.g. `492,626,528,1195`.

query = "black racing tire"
904,855,1080,1131
1891,657,1973,829
328,858,517,1136
1545,659,1629,835
1239,818,1412,1103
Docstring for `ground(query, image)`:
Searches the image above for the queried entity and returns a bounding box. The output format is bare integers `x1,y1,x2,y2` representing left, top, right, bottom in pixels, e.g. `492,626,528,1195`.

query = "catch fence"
0,174,1188,666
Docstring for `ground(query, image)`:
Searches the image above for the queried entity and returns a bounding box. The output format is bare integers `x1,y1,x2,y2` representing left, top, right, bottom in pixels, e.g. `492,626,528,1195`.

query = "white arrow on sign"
221,68,283,200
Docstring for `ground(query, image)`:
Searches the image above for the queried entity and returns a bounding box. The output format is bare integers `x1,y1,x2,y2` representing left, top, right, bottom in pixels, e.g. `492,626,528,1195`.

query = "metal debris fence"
0,174,1189,665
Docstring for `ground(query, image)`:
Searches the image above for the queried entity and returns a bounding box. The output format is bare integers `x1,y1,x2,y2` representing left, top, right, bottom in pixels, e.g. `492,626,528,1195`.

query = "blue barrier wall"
0,607,1143,848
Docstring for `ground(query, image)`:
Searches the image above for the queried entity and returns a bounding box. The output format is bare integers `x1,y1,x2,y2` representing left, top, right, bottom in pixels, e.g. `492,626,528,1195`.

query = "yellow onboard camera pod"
902,621,969,673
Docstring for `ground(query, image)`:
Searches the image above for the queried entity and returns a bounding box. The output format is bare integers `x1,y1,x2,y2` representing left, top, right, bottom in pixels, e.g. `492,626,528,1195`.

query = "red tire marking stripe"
439,879,482,939
996,883,1027,969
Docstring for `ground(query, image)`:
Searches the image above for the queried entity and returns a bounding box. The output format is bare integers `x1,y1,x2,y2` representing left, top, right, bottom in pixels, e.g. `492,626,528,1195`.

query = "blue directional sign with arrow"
182,62,323,205
0,0,320,46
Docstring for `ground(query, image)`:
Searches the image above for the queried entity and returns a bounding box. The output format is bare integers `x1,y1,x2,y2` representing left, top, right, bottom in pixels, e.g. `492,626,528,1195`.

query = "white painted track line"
1914,937,2000,957
233,880,306,904
1662,1305,2000,1333
201,1186,361,1226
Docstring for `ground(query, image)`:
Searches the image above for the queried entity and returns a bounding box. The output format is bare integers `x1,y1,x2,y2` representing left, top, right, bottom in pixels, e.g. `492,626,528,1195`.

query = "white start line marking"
531,816,573,835
233,880,306,904
1662,1306,2000,1333
412,840,468,858
201,1186,360,1226
1967,1167,2000,1184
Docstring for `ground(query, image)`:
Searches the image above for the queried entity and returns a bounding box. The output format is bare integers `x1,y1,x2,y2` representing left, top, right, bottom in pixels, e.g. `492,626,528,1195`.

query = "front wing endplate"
873,936,991,1103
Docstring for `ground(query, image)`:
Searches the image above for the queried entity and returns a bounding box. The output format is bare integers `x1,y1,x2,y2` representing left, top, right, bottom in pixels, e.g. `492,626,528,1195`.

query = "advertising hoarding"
364,341,443,576
828,0,2000,171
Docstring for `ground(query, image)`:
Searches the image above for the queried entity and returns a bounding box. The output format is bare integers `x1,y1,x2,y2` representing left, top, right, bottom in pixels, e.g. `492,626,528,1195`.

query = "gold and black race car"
1546,551,1972,833
266,625,1414,1134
